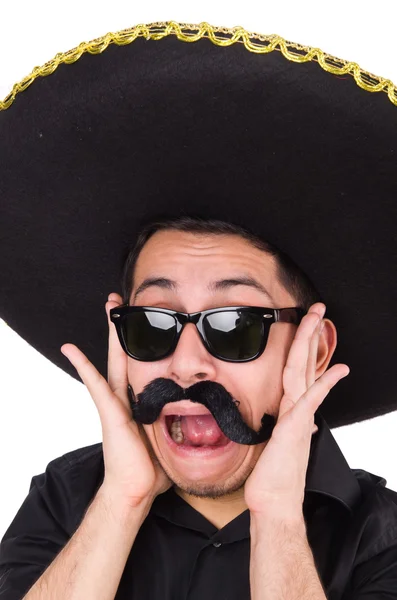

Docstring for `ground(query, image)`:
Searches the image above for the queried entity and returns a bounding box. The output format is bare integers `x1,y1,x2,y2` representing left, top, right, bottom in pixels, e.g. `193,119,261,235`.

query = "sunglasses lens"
123,311,177,360
203,310,264,360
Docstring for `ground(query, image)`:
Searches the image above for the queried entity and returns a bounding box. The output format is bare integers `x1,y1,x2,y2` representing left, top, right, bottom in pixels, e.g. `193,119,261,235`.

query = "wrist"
250,507,306,541
96,484,154,525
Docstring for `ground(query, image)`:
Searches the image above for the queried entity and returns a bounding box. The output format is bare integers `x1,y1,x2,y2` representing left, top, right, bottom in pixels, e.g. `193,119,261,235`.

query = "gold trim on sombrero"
1,20,397,111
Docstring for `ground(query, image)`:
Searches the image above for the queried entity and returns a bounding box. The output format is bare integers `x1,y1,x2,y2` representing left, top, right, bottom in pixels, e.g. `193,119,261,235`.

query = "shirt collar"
305,410,361,512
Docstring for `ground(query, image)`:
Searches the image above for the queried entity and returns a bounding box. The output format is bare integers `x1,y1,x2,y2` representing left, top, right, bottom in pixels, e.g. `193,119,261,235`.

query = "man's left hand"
244,302,349,518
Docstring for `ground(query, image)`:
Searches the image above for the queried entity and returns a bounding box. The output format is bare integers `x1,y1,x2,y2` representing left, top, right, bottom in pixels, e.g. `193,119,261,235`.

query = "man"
1,21,397,600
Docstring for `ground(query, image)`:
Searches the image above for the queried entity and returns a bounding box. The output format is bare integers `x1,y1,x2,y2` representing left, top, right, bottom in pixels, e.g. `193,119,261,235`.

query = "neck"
175,486,248,530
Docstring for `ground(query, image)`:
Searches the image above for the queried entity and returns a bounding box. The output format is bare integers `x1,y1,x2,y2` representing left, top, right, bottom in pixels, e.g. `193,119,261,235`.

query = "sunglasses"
110,304,306,363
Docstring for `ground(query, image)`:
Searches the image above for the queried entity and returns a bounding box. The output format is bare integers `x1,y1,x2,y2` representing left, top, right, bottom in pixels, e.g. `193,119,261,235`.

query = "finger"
306,303,326,388
285,303,325,387
281,309,322,410
60,343,132,430
106,293,128,400
290,363,350,429
306,317,325,388
279,303,325,421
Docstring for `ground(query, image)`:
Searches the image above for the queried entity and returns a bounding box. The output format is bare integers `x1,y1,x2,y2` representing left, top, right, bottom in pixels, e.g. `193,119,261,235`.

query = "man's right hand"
61,292,172,510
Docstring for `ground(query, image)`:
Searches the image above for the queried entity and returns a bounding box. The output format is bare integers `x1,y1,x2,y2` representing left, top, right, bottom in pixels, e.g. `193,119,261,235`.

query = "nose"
165,322,217,387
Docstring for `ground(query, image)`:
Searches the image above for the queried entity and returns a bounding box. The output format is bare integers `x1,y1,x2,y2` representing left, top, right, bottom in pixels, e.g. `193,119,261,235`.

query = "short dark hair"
120,216,321,311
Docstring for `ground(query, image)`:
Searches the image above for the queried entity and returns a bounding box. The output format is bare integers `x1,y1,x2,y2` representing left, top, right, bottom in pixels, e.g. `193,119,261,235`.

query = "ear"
315,318,337,379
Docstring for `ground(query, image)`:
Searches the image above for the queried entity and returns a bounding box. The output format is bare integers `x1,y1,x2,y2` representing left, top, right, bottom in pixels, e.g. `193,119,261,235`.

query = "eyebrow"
132,275,273,303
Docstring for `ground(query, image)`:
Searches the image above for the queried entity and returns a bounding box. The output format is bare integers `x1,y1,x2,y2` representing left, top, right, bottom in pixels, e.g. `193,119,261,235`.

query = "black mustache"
127,378,276,445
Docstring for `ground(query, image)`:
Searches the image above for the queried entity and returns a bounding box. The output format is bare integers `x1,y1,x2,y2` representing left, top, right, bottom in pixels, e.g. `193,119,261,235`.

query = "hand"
61,292,172,510
244,302,349,518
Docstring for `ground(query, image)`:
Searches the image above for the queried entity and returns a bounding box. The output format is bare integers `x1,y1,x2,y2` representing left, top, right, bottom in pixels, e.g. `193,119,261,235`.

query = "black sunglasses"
110,304,306,363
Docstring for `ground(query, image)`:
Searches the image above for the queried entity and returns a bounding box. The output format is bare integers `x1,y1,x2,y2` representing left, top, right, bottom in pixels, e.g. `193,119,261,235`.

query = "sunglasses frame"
110,304,306,363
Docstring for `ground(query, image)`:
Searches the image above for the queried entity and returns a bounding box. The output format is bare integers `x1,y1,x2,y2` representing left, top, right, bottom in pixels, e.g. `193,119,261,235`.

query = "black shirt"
1,412,397,599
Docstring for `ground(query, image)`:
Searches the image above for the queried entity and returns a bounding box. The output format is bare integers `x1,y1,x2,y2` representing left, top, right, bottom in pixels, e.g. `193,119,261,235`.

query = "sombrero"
1,21,396,429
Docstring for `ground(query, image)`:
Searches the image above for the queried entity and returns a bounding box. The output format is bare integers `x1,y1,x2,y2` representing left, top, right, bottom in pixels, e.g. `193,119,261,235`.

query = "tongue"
180,414,228,446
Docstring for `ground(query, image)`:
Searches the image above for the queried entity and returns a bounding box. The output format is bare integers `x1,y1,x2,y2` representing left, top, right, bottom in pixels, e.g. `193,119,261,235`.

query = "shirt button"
213,542,222,548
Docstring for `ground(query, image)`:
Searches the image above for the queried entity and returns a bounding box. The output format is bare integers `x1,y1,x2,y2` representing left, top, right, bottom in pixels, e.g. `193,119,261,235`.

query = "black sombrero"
1,21,397,429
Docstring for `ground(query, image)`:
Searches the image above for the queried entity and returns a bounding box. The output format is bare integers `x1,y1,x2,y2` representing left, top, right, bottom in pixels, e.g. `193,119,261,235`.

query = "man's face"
127,230,302,498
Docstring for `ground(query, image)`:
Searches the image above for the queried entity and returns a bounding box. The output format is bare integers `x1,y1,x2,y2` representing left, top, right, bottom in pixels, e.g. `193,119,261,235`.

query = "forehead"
130,230,294,308
135,229,276,278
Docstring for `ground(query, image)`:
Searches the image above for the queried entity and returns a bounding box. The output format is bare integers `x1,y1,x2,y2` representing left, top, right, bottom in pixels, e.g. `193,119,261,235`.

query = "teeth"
170,416,184,444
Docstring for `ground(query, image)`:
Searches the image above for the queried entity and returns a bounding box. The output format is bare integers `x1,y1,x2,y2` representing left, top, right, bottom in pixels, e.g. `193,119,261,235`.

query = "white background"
1,0,397,539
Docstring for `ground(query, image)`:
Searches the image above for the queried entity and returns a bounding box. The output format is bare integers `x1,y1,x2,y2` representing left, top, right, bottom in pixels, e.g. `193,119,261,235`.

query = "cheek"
222,325,295,427
127,359,166,391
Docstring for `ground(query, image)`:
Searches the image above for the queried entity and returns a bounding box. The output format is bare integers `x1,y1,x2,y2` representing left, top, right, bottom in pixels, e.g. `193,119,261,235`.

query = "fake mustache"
127,378,276,445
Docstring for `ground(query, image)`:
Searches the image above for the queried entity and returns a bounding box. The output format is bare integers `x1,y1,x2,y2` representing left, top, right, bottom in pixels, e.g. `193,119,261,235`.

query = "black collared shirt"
1,412,397,599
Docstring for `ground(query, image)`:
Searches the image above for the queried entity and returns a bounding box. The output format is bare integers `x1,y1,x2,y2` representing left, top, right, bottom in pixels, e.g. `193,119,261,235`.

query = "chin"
174,478,249,500
153,445,255,500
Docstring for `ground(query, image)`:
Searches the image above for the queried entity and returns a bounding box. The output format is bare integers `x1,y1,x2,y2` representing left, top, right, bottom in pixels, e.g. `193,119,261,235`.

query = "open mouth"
164,415,230,448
